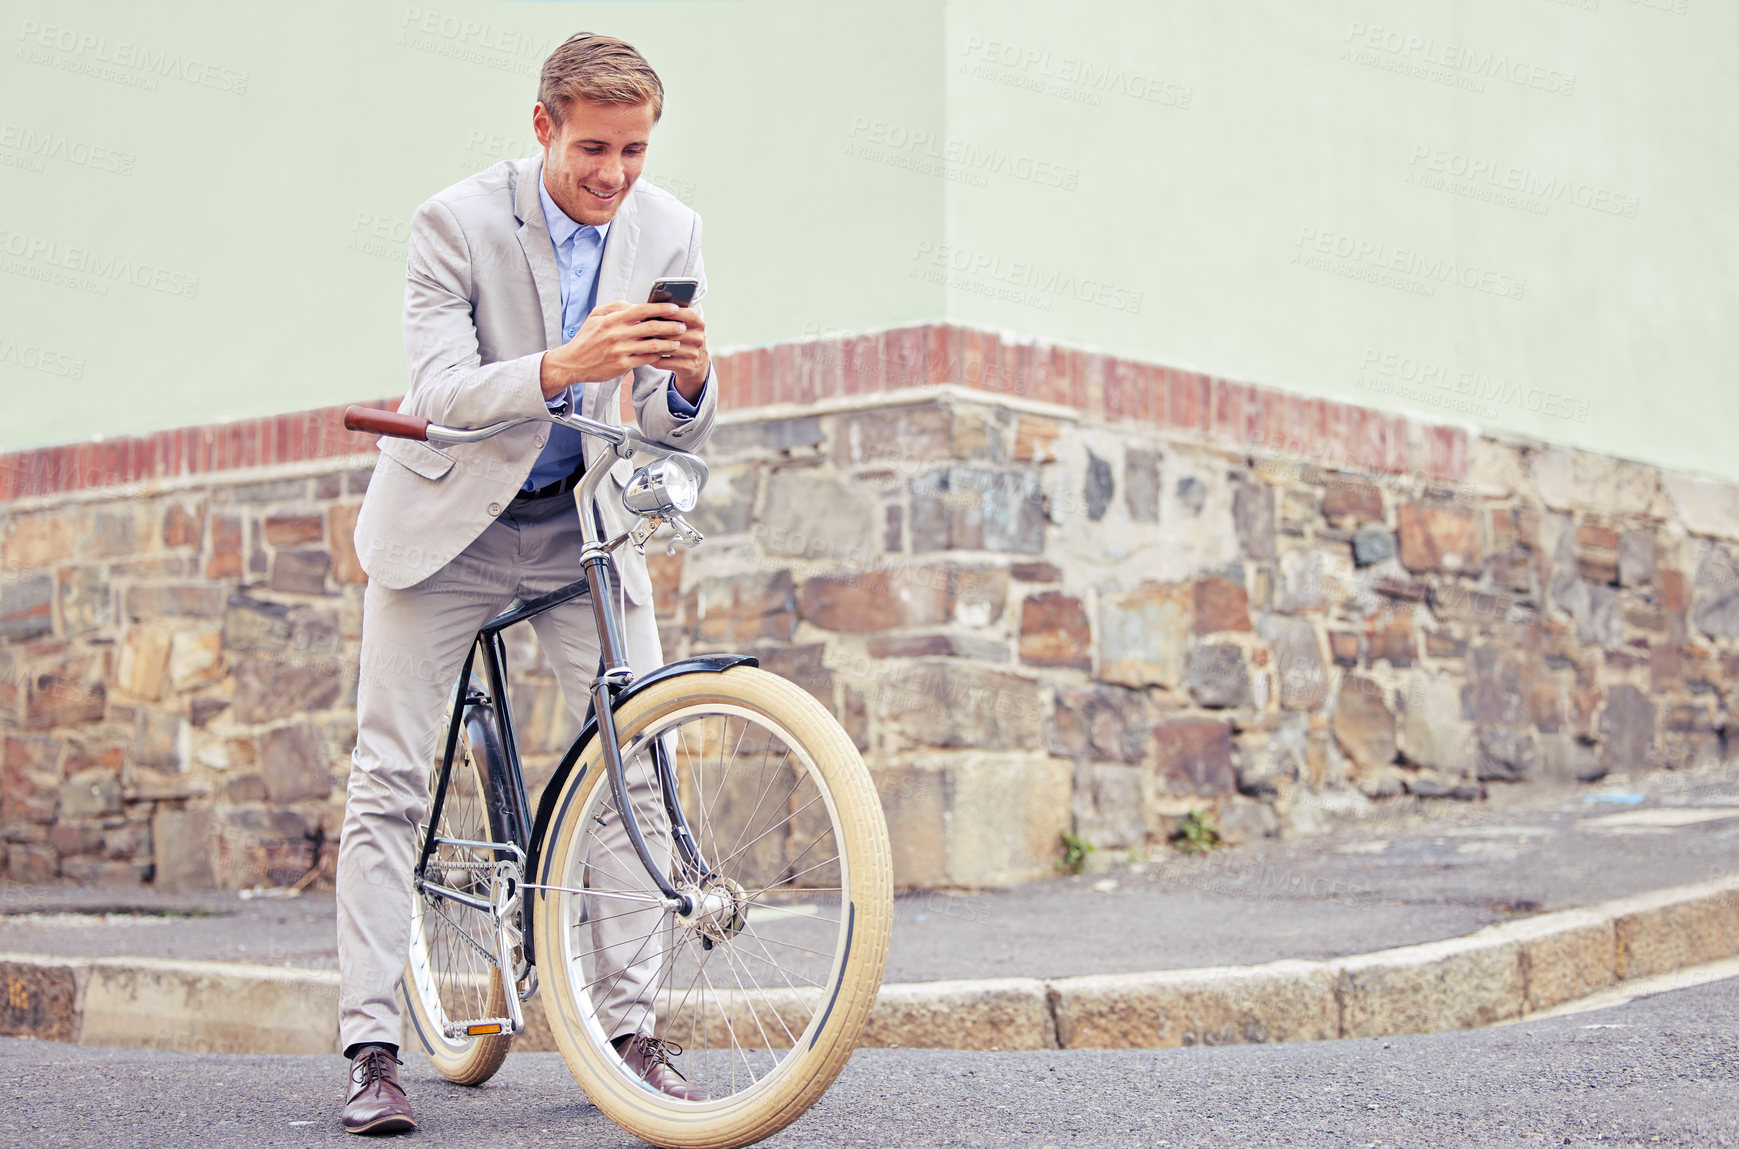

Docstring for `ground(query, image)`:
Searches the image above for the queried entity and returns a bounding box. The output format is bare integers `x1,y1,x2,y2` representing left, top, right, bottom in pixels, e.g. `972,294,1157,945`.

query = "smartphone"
647,277,699,307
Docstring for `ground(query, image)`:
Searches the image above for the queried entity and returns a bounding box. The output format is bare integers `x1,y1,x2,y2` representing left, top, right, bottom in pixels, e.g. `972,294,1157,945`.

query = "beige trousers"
336,492,666,1053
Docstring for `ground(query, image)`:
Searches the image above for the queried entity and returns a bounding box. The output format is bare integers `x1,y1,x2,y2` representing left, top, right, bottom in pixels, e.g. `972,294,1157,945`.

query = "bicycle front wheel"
531,665,892,1149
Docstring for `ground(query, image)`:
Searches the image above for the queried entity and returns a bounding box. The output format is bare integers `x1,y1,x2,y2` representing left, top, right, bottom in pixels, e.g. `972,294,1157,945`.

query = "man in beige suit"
338,35,717,1134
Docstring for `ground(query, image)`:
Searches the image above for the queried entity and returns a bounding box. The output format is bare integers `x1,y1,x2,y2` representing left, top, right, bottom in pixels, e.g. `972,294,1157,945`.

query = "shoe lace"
352,1048,404,1092
625,1035,689,1081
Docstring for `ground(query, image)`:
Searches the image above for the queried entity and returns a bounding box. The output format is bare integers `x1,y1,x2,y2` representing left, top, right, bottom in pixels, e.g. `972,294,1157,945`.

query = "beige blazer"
353,157,718,602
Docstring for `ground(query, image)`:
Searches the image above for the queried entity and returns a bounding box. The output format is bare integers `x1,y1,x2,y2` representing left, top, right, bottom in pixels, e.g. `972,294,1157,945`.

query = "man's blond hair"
538,33,664,124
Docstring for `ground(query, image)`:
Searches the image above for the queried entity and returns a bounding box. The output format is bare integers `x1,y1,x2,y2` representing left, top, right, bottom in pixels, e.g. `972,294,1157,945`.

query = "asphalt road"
3,973,1734,1148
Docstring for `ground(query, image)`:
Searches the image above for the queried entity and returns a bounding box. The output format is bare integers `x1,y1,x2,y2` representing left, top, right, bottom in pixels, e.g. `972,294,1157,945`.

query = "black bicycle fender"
525,653,758,895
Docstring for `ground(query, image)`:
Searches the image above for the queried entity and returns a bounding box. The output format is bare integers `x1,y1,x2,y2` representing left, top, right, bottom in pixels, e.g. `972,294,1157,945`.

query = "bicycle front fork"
578,549,711,912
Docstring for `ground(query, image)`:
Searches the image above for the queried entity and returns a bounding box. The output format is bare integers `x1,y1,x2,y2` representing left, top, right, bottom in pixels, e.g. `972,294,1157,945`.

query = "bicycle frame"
405,406,720,993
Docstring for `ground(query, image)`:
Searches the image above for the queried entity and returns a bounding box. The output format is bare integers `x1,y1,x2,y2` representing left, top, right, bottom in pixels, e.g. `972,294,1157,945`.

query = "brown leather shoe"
616,1034,709,1101
343,1046,417,1135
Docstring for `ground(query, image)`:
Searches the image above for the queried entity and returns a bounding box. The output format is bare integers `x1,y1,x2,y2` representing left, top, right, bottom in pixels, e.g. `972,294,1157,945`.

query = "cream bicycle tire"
531,666,893,1149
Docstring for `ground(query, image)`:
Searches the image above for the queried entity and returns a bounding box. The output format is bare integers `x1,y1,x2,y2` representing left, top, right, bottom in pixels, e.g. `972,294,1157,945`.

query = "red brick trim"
710,325,1467,483
0,400,400,503
0,326,1467,504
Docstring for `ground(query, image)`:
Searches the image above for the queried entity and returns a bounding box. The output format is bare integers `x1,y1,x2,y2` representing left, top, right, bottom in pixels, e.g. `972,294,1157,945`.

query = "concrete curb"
0,955,340,1055
3,873,1736,1055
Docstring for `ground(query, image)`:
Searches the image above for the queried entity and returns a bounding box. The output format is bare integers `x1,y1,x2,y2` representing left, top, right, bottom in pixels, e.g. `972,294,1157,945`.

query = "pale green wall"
3,1,1735,481
940,0,1739,480
0,0,943,450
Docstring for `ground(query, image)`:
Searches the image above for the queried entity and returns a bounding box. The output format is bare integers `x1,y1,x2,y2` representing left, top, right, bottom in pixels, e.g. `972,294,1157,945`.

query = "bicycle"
341,402,894,1149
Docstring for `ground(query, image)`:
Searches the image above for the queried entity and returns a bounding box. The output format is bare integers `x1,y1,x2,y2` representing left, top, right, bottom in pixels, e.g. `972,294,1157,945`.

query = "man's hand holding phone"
539,301,686,399
645,277,708,401
538,278,710,402
655,303,709,401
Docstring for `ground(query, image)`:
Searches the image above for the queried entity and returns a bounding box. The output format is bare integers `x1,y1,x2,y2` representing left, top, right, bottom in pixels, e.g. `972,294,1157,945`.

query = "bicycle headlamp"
623,455,706,515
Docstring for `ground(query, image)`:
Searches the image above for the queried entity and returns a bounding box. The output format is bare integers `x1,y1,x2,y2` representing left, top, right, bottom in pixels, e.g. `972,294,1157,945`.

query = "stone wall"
0,466,373,888
661,389,1739,884
5,325,1739,890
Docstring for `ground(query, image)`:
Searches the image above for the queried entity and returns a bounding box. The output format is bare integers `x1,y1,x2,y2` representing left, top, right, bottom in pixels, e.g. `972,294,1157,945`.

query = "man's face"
533,98,656,227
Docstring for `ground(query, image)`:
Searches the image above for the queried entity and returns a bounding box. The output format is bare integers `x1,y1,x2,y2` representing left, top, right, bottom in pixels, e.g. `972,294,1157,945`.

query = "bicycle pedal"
441,1016,521,1039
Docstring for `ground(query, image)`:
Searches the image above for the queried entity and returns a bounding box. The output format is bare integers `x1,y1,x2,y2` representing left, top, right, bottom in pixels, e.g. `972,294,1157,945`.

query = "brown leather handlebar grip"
344,405,430,441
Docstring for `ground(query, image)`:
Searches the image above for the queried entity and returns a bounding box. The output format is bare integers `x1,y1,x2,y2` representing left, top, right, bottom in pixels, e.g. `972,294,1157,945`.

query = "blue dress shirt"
524,172,704,491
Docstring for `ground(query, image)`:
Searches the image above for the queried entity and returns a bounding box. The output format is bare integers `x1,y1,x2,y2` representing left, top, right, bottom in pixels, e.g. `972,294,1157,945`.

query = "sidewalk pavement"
4,763,1739,1054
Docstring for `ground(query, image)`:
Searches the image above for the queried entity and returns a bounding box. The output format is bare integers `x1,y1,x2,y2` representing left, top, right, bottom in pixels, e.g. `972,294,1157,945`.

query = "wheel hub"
674,875,748,943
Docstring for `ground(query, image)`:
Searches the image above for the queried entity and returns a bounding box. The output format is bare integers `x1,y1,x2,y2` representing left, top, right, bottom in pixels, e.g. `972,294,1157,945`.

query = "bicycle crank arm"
493,911,526,1036
491,859,526,1035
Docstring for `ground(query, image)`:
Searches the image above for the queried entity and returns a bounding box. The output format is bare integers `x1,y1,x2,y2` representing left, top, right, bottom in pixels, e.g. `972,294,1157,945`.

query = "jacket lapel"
513,158,563,351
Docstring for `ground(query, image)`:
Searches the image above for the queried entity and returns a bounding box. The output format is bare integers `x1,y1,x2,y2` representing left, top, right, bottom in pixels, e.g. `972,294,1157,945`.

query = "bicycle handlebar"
341,402,705,553
342,404,694,462
344,406,430,440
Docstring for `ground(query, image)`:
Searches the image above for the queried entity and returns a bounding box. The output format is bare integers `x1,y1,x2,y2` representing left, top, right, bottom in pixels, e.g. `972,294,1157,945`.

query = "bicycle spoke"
581,929,693,966
740,903,841,924
733,922,828,993
721,740,794,866
713,787,826,875
657,941,714,1048
735,926,840,964
767,830,831,889
568,832,661,895
749,852,844,894
565,901,678,929
577,911,681,1011
700,714,753,835
699,962,757,1088
541,882,665,906
716,941,787,1053
748,886,843,898
426,895,496,966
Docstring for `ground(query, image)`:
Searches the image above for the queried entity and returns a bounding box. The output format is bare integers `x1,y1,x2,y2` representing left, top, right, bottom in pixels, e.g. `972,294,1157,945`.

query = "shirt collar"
538,166,610,252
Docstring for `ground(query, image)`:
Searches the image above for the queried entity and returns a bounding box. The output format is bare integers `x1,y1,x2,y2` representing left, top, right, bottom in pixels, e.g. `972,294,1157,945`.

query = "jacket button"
533,435,545,448
487,502,502,516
